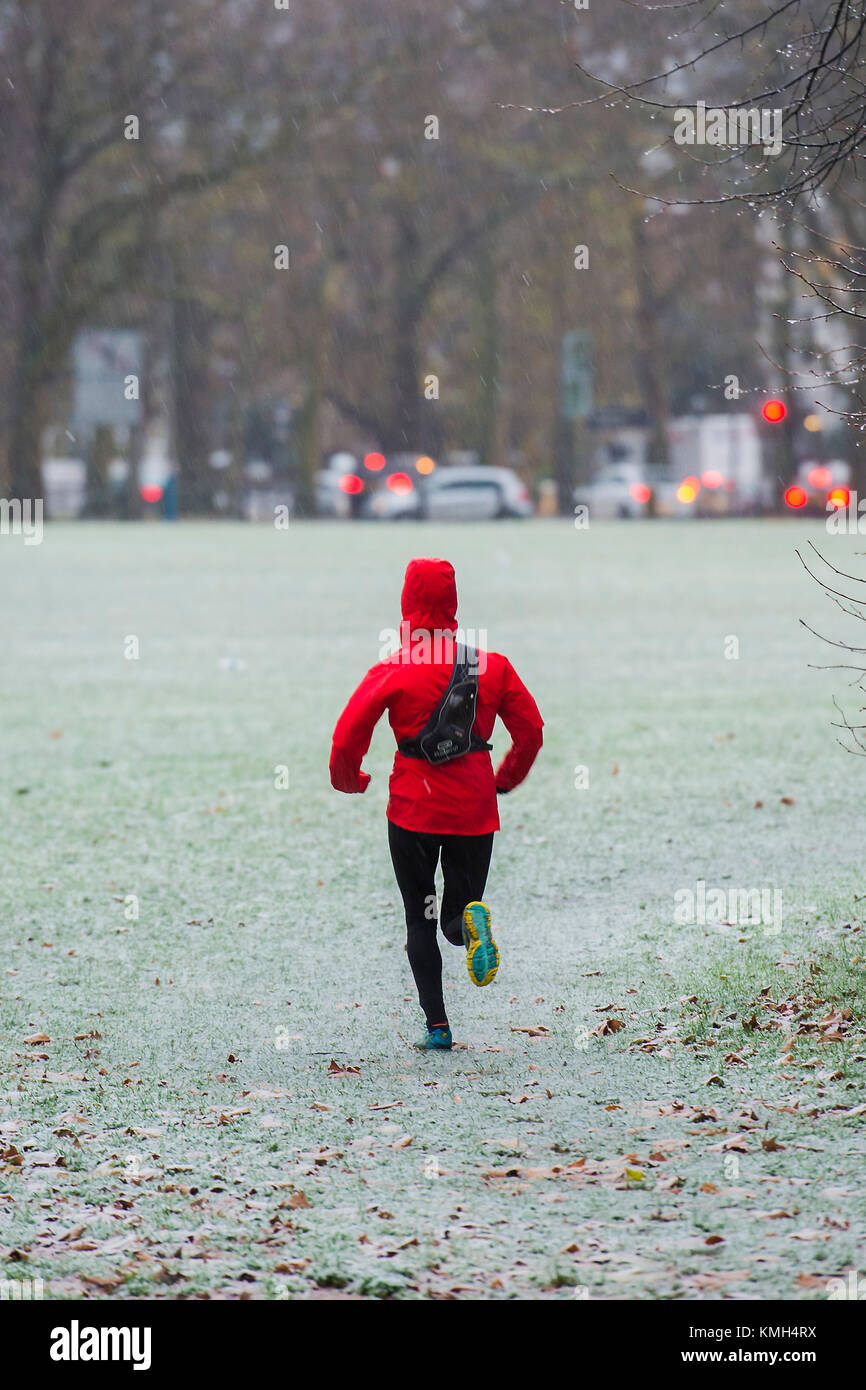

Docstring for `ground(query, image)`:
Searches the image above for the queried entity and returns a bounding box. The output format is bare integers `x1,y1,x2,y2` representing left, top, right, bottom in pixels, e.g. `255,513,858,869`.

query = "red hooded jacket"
329,557,543,835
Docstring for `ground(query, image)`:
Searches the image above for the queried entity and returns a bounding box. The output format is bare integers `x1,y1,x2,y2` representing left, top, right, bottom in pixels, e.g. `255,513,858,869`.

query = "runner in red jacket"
330,556,543,1049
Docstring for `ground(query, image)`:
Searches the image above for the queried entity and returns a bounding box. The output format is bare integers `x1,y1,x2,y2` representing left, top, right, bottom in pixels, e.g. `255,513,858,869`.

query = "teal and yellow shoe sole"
463,901,499,987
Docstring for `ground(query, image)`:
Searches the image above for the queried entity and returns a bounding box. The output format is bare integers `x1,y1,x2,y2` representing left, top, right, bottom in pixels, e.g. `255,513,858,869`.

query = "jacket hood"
400,557,458,634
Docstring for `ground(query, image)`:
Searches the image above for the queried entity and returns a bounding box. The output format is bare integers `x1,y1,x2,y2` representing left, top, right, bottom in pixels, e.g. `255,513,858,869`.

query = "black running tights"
387,820,494,1028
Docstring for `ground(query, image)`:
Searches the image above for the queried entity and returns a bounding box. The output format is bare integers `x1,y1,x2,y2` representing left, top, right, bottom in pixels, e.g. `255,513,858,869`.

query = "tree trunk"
295,270,330,516
474,239,499,468
5,24,64,502
632,212,670,471
7,354,45,503
384,208,424,453
554,414,575,517
7,226,50,502
549,221,576,515
770,220,798,486
173,289,214,514
85,423,115,517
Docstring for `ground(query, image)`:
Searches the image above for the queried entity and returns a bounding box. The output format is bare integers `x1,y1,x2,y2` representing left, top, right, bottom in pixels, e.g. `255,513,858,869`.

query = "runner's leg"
439,832,494,946
387,821,447,1026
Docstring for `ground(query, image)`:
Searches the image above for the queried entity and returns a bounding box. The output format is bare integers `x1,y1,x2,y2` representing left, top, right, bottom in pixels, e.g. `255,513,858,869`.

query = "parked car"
418,466,532,520
315,452,359,517
573,463,651,519
575,463,751,519
363,462,532,521
318,452,532,521
316,450,428,517
42,457,87,517
364,473,422,519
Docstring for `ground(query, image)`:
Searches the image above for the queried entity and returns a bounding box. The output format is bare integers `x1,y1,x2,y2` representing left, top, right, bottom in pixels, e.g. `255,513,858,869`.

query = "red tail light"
808,465,832,489
629,483,651,504
387,472,413,494
784,485,807,508
339,474,364,495
827,486,849,508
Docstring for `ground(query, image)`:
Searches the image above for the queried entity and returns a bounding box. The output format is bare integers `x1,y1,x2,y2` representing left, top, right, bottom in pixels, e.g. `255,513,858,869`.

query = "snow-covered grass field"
1,517,864,1300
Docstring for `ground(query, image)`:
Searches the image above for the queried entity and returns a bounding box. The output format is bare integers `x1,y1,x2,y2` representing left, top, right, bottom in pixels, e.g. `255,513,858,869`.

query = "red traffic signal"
762,398,787,424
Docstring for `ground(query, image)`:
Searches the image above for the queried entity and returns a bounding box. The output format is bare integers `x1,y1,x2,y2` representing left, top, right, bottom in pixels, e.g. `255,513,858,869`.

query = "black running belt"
398,643,493,765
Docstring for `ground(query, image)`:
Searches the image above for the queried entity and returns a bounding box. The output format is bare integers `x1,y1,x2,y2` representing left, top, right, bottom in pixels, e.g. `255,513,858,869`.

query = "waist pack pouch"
398,643,493,765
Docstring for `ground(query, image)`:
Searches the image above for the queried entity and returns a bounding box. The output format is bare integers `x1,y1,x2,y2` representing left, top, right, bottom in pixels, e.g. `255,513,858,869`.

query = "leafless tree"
566,1,866,424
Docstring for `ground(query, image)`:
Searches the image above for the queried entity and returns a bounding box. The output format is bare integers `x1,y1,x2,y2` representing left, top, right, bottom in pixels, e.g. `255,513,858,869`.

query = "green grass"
0,517,864,1300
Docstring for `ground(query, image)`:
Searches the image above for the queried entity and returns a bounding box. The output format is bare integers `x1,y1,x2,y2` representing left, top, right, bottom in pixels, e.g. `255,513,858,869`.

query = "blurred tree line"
0,0,840,514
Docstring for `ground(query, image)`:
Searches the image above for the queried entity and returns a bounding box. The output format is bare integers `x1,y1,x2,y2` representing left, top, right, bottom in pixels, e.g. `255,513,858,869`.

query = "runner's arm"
493,660,544,794
329,665,392,793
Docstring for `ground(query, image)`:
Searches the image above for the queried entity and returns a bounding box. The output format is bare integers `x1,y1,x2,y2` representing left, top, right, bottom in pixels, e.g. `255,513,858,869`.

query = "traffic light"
762,398,787,424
